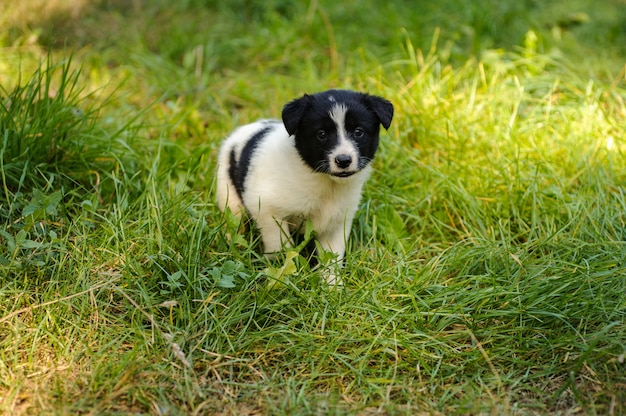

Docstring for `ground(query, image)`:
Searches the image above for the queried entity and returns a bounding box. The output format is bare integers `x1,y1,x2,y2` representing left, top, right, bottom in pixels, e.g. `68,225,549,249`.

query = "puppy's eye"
353,127,365,138
317,130,327,142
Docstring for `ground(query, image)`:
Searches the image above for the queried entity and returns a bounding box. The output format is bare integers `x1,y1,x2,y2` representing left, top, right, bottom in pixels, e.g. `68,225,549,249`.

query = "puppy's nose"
335,154,352,168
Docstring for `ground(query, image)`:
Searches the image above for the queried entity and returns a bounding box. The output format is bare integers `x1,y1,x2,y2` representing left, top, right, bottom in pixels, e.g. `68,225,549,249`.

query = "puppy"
216,89,393,283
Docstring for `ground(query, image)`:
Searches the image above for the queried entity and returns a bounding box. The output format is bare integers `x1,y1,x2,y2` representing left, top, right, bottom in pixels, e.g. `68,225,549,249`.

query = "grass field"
1,1,625,414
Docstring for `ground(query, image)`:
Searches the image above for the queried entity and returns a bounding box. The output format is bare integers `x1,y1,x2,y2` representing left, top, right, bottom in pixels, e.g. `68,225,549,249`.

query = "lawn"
1,1,625,414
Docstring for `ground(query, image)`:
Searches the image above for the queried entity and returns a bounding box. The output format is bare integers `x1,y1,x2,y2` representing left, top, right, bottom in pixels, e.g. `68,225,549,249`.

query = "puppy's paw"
323,267,343,287
263,251,280,261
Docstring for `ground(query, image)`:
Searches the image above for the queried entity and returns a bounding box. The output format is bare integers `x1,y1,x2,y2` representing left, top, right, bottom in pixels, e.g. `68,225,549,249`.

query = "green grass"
1,1,625,414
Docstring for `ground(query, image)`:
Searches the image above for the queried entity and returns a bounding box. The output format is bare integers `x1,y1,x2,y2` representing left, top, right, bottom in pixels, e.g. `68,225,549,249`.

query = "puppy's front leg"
256,215,292,258
316,227,348,286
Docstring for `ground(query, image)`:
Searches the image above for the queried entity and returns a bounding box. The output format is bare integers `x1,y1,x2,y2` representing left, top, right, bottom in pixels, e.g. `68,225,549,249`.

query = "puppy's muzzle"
334,154,353,169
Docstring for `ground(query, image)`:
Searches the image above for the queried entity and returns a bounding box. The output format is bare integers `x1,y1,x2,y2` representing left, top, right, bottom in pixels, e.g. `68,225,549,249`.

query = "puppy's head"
282,89,394,178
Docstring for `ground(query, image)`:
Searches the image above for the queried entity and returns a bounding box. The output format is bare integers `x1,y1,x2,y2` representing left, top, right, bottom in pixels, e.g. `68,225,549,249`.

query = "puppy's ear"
363,94,394,130
282,94,310,136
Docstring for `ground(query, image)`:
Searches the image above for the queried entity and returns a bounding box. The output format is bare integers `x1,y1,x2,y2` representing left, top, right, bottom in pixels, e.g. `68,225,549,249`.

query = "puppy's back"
216,120,283,215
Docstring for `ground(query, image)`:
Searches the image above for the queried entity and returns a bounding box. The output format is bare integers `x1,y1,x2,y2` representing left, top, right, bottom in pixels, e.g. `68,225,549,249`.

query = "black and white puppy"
216,89,393,283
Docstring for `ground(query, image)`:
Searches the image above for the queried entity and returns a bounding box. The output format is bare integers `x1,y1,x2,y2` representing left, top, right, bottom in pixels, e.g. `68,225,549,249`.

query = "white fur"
328,104,359,173
216,120,370,283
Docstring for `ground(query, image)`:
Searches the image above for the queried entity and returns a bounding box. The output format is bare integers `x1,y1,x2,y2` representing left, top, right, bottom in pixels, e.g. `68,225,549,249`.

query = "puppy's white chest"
295,174,367,233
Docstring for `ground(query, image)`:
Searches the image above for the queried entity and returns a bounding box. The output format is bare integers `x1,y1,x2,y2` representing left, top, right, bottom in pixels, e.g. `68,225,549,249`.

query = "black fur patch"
228,126,272,200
